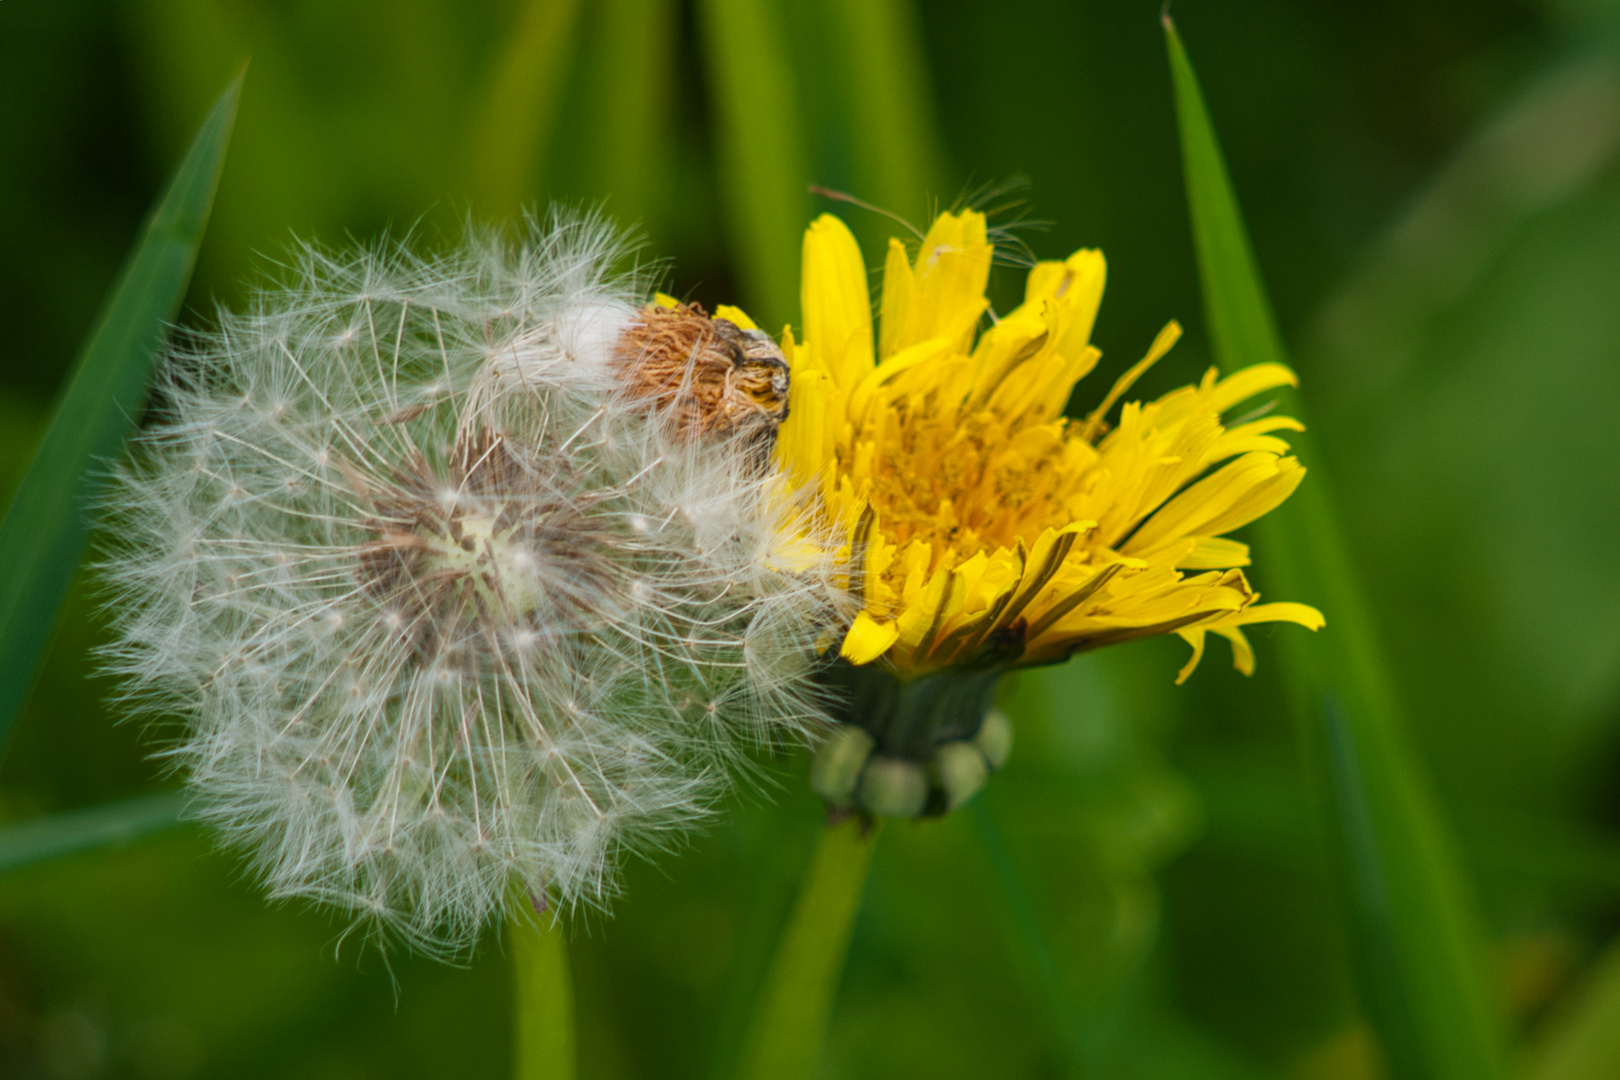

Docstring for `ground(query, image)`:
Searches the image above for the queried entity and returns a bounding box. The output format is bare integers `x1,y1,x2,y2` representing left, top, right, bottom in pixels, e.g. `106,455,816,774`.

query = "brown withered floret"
614,302,790,444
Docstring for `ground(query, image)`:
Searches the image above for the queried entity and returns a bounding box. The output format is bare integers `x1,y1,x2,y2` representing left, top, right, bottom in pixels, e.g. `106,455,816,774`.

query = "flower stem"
510,907,576,1080
735,816,880,1080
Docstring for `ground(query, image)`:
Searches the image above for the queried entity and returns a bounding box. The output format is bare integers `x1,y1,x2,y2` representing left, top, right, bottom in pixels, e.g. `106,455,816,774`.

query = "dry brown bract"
614,303,790,444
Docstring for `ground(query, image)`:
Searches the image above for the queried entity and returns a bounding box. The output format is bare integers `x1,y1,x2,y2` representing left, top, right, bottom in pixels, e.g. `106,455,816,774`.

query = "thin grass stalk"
1162,19,1509,1080
469,0,587,219
0,792,188,876
823,0,946,223
969,798,1100,1075
734,818,880,1080
0,72,239,747
579,0,677,233
510,907,576,1080
692,0,809,327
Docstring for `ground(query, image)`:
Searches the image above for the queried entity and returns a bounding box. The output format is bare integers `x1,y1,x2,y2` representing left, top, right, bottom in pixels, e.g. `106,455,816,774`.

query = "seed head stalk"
510,898,575,1080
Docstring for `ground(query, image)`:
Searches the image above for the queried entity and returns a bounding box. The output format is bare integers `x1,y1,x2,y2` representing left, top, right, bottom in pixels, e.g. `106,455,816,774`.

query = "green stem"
734,817,880,1080
510,906,576,1080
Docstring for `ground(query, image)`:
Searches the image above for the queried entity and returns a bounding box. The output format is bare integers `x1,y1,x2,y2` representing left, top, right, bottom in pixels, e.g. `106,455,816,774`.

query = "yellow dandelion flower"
779,210,1324,818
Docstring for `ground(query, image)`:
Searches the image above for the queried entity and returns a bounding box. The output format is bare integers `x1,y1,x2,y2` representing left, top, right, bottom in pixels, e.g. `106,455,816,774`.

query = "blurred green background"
4,0,1620,1077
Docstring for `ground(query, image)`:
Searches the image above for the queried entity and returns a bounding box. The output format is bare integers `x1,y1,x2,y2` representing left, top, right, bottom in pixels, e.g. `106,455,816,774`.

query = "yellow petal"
1053,249,1107,357
1026,345,1101,424
888,211,992,355
1178,536,1251,569
801,215,874,392
1175,629,1207,684
847,336,953,426
878,237,914,360
1207,363,1298,413
1126,453,1302,554
1196,458,1306,539
1080,321,1182,440
776,368,832,488
714,304,758,330
842,612,900,664
1202,412,1306,466
1230,601,1325,630
1213,625,1256,675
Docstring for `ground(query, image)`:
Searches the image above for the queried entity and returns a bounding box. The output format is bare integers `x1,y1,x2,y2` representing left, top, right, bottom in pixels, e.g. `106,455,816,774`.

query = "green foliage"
0,74,237,746
469,0,587,218
0,792,186,875
1530,937,1620,1080
1164,21,1510,1079
3,1,1620,1078
0,832,509,1077
692,0,810,327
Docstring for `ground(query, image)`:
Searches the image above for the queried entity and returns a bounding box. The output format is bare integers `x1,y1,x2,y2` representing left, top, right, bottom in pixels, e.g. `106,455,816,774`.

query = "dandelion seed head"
99,209,840,955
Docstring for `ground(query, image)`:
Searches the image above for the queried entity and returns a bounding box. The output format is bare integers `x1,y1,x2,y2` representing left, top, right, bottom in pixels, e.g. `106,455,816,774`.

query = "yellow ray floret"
775,211,1324,680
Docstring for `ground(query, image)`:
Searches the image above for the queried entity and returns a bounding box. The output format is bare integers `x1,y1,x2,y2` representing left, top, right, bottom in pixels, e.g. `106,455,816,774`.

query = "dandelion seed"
100,210,838,953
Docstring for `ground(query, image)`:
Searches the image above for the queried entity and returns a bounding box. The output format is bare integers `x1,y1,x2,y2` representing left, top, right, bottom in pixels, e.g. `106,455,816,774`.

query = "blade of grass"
580,0,677,233
969,798,1098,1075
1163,19,1508,1080
824,0,946,225
0,791,188,875
510,907,576,1080
469,0,586,219
734,818,879,1080
0,73,240,748
693,0,809,327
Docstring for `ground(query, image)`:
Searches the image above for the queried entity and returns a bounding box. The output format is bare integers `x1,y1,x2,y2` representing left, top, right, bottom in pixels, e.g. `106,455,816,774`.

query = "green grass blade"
969,798,1097,1073
0,791,188,876
0,73,240,748
510,908,576,1080
734,819,879,1080
823,0,946,224
1163,20,1509,1080
578,0,677,233
469,0,587,219
693,0,809,328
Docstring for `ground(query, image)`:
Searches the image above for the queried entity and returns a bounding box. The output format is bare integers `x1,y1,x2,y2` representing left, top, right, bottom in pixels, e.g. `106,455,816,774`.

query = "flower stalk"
735,816,880,1080
510,902,576,1080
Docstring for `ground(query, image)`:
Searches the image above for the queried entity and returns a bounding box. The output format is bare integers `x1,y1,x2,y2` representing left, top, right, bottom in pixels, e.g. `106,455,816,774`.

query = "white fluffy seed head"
98,209,841,955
